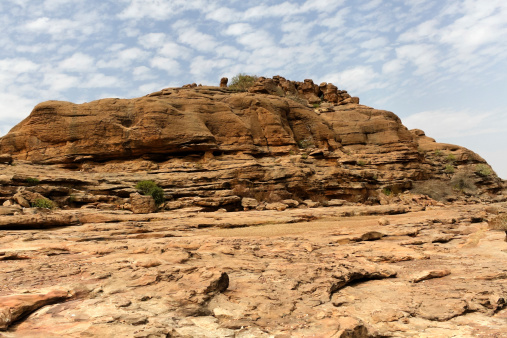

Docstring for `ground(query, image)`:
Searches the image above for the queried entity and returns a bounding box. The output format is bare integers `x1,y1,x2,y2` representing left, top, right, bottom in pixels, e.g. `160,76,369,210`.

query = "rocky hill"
0,76,504,212
1,77,507,337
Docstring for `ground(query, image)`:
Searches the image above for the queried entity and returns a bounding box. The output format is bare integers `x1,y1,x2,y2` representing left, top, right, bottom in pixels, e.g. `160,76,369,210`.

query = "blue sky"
1,0,506,178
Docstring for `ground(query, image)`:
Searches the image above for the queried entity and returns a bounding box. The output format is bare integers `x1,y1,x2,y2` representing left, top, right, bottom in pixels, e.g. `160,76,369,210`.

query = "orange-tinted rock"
0,76,502,206
219,77,228,88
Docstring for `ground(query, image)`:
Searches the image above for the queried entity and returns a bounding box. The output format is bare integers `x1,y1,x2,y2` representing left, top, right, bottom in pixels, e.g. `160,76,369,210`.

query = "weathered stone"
13,190,46,208
0,290,72,330
241,197,259,209
265,202,287,211
0,154,12,164
411,269,451,283
130,193,156,214
220,77,228,88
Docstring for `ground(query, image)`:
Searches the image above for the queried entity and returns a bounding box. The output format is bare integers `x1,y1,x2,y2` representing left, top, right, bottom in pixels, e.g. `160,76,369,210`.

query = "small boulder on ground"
411,269,451,283
130,193,156,214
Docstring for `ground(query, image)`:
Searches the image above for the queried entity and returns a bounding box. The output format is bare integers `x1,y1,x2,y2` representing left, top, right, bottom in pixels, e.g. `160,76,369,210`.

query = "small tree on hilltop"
228,73,258,91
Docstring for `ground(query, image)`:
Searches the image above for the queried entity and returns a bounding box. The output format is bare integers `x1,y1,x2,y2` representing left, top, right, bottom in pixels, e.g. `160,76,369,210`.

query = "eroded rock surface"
0,203,506,336
0,78,506,337
0,78,503,209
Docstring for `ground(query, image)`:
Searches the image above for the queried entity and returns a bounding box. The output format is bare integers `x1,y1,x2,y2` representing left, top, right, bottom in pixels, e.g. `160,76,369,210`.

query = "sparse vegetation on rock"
26,177,40,186
475,164,493,177
135,180,165,206
31,197,55,209
0,76,505,337
228,73,258,91
488,214,507,241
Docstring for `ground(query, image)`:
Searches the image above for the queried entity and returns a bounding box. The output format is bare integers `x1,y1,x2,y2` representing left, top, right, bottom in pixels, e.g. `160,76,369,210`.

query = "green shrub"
313,103,320,108
434,150,442,156
32,198,55,209
26,177,40,186
446,153,456,162
444,164,455,174
136,180,165,205
228,73,258,91
357,160,366,166
301,153,308,159
382,188,392,196
475,164,492,177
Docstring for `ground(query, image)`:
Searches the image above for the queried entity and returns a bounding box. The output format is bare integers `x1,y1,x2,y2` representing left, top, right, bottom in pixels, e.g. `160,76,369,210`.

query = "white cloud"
23,16,95,39
327,66,385,93
382,59,406,75
97,47,149,69
177,29,218,52
403,109,505,139
159,42,192,60
150,57,181,74
43,0,73,10
319,8,350,29
360,37,388,49
224,23,253,36
302,0,345,12
360,0,382,11
81,73,119,88
59,53,95,72
395,44,439,75
237,31,274,50
398,19,439,43
133,66,155,81
42,72,79,92
0,58,39,76
139,33,166,49
206,7,240,23
189,56,232,78
243,3,301,20
138,82,166,94
0,92,37,125
118,0,206,21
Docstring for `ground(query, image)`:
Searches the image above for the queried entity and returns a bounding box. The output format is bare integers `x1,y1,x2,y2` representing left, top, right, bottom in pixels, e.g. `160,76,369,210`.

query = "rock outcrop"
0,76,503,211
0,203,506,336
0,76,506,336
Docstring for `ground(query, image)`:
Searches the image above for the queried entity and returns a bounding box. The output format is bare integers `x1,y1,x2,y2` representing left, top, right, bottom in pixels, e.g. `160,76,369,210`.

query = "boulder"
241,198,259,209
219,77,228,88
0,154,12,164
130,193,156,214
13,190,47,208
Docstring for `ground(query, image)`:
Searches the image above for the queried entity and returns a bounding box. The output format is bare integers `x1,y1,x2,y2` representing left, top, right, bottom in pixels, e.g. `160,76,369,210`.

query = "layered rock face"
0,77,504,210
1,77,507,337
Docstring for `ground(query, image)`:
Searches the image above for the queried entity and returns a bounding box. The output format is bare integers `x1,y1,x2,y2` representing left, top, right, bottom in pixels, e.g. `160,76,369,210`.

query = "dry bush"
228,73,258,91
285,92,307,105
411,180,455,202
488,214,507,241
488,214,507,230
450,171,477,194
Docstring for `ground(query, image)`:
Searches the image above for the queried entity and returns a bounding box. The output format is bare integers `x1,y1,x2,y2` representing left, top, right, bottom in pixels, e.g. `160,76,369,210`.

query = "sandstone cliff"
0,76,504,210
1,77,507,337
